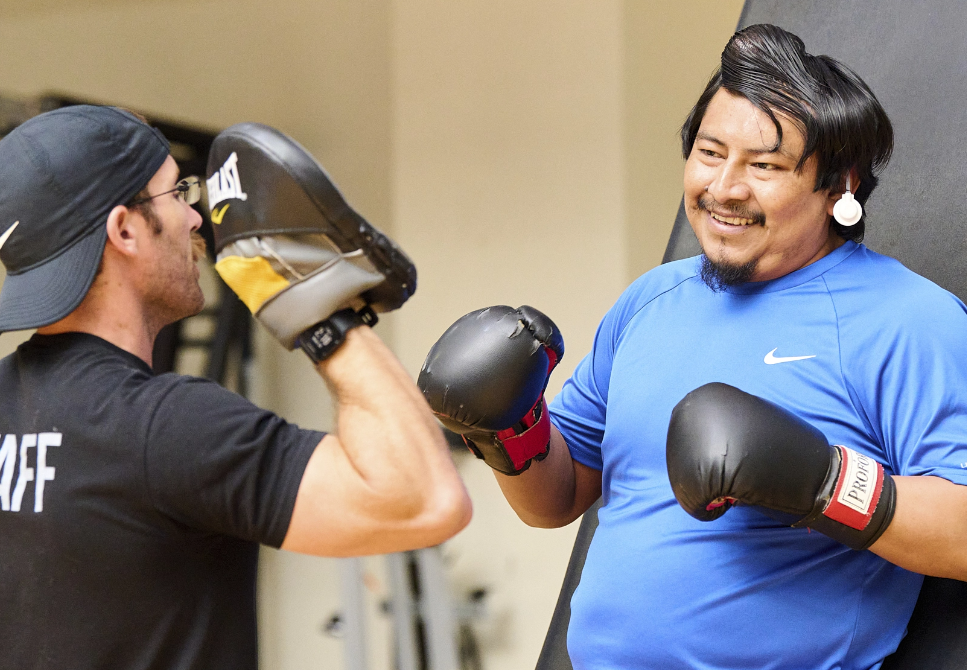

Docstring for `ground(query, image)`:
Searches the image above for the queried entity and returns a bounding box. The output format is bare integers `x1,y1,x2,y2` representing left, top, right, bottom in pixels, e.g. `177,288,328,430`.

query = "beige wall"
0,1,742,668
625,1,744,277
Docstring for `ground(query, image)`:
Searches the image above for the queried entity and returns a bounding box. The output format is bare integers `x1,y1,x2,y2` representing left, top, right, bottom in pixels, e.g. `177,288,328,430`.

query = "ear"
105,205,143,258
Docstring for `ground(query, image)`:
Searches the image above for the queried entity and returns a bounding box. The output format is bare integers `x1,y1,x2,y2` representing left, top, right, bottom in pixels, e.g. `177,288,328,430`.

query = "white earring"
833,174,863,226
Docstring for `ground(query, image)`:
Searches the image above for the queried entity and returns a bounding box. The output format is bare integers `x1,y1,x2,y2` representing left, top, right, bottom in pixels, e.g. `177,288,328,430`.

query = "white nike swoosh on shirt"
0,221,19,250
764,348,816,365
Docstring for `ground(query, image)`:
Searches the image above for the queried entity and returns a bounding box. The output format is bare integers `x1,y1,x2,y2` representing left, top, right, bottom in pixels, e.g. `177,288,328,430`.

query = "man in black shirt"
0,105,471,669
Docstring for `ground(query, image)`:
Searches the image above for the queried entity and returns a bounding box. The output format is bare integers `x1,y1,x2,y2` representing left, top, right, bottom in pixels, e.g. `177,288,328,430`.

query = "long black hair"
681,24,893,242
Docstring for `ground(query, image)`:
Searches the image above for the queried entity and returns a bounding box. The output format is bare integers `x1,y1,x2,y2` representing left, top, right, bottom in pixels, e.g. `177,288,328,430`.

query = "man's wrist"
299,306,378,363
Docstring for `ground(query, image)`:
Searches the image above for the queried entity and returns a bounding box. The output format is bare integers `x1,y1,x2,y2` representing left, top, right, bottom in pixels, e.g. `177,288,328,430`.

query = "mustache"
697,194,766,226
191,232,208,262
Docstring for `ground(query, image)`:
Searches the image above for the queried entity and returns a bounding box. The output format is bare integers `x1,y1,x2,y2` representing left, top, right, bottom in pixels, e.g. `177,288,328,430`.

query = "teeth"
711,212,755,226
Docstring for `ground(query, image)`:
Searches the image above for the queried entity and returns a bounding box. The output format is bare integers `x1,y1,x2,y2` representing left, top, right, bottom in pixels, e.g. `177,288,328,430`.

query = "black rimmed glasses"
129,176,202,207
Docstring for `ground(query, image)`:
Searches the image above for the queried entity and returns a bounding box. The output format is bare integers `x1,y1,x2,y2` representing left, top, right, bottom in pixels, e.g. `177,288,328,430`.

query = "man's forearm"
870,475,967,580
284,326,471,557
319,326,470,521
494,427,601,528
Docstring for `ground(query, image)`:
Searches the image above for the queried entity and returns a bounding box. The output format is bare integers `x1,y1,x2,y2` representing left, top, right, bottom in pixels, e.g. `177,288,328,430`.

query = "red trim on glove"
545,347,559,374
495,397,551,472
706,497,737,512
823,445,884,531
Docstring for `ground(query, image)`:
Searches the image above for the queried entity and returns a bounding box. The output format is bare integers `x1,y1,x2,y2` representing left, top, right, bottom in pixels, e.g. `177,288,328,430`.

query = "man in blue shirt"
419,23,967,669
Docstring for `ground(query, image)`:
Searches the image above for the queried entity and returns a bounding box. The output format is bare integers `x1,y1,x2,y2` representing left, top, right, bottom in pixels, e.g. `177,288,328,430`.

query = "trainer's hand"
418,305,564,475
666,382,896,550
206,123,416,358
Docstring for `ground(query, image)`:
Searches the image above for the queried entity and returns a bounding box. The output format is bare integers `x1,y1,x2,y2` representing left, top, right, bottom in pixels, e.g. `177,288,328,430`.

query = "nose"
187,203,203,232
705,159,752,204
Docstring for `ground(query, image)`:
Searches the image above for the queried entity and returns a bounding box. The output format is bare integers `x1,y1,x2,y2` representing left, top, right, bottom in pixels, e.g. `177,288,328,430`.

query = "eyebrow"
695,131,797,160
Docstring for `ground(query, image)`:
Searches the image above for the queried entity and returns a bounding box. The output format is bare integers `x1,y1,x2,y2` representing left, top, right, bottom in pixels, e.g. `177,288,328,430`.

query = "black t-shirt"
0,333,322,670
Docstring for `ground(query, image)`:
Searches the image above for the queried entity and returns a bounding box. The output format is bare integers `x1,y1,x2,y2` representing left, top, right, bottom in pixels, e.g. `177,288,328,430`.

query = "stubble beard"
183,232,207,317
191,231,207,263
149,231,207,327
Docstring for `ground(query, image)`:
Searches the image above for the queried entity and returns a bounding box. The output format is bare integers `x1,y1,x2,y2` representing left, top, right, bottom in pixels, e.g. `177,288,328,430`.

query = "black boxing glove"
666,382,896,551
418,305,564,475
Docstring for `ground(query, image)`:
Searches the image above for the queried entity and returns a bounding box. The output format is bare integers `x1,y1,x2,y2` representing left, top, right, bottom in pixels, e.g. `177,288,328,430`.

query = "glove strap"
463,396,551,475
798,445,897,550
495,396,551,472
299,306,378,363
822,446,885,530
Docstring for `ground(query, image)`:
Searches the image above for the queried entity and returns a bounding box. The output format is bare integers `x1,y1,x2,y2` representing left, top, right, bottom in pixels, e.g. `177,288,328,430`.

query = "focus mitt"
206,123,416,356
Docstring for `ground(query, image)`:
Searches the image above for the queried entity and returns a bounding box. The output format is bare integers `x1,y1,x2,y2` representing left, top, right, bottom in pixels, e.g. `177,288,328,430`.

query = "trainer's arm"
282,326,472,557
869,476,967,581
494,425,601,529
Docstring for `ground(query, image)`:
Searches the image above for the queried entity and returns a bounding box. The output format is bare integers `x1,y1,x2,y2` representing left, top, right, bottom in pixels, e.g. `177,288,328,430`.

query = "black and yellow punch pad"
206,123,416,324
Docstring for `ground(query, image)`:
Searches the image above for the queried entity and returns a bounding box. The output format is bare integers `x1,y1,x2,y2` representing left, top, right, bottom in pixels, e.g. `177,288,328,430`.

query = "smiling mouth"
709,211,758,226
697,194,765,228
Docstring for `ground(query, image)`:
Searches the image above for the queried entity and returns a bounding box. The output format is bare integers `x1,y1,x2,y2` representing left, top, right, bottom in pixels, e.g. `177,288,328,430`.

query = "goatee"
693,193,764,291
700,254,757,292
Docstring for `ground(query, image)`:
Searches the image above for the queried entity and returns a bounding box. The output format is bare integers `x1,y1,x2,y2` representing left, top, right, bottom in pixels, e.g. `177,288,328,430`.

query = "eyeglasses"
128,176,202,207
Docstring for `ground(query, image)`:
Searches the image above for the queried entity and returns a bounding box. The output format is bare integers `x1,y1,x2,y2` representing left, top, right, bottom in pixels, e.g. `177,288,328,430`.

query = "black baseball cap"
0,105,170,333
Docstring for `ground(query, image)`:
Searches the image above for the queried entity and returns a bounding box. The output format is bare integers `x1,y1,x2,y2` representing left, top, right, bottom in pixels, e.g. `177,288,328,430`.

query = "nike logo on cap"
0,221,19,250
210,204,230,225
764,348,816,365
